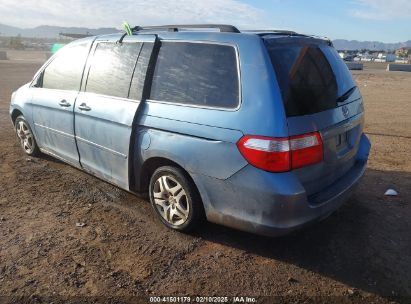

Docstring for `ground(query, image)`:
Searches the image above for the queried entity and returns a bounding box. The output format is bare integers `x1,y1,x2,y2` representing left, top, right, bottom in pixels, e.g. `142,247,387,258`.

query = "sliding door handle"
78,103,91,111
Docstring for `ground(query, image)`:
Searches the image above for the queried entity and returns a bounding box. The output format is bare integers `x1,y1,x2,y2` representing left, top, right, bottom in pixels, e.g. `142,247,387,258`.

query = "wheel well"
11,109,23,125
139,157,198,195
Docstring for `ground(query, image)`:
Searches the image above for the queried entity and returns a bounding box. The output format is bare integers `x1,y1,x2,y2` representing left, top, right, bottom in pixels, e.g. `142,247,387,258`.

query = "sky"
0,0,410,42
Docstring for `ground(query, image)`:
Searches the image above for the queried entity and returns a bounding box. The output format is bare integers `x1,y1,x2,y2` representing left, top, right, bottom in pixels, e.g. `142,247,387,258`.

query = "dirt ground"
0,57,410,303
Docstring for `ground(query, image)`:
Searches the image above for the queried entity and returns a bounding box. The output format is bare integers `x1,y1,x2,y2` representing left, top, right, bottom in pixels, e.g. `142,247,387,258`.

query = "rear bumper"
193,134,371,237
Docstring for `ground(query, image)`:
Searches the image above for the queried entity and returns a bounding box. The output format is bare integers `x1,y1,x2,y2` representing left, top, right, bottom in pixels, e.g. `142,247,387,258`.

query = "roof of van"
79,24,332,45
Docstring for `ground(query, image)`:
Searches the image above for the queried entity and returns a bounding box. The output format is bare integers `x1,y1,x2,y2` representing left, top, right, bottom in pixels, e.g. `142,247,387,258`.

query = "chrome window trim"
79,91,142,104
146,98,238,112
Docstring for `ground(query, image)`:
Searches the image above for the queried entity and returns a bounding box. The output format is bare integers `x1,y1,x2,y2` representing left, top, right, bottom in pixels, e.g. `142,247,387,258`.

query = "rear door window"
149,42,239,109
42,43,89,91
265,39,355,117
85,42,142,98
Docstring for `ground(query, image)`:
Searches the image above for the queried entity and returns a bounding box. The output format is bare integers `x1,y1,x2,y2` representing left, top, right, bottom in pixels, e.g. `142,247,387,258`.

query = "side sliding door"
74,35,156,190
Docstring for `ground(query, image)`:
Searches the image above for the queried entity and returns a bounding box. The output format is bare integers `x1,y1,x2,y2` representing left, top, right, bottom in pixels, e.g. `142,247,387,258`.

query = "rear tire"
149,166,204,232
15,115,40,156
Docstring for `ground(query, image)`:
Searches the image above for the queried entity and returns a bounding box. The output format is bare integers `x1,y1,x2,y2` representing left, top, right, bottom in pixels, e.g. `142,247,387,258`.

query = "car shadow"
39,153,63,163
192,168,411,300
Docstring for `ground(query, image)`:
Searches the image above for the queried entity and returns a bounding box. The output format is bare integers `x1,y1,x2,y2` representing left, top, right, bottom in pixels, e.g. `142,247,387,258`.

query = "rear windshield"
265,39,355,117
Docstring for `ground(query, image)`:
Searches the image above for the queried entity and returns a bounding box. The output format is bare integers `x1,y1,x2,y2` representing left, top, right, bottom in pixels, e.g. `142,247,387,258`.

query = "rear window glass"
42,43,89,91
266,40,355,117
150,42,239,109
86,42,142,98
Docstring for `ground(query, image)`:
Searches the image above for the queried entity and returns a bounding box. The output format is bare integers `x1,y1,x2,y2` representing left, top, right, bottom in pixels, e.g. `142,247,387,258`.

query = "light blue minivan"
10,24,371,236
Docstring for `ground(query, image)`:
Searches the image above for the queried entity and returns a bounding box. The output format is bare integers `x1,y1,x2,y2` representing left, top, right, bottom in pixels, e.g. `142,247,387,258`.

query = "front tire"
149,166,204,232
15,115,40,156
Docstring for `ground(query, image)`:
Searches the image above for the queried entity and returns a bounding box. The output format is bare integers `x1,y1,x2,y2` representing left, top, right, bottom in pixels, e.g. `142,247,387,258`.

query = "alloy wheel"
152,175,190,226
16,120,35,154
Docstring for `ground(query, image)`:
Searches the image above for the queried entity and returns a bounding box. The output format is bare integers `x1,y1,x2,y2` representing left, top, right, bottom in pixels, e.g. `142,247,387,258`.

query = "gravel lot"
0,56,410,303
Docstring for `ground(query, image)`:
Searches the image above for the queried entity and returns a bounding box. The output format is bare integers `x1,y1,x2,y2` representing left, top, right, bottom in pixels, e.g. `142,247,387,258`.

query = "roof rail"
132,24,241,33
243,30,299,35
258,31,309,38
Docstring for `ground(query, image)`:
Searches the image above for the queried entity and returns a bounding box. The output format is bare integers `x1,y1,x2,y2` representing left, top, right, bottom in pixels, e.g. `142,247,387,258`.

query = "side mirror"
31,72,43,88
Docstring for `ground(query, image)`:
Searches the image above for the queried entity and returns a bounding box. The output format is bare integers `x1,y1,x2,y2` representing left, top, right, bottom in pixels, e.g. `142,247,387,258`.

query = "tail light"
237,132,323,172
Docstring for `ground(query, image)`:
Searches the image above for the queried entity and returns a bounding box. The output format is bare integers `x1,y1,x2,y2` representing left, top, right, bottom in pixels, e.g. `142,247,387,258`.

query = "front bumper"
9,104,14,124
193,134,371,237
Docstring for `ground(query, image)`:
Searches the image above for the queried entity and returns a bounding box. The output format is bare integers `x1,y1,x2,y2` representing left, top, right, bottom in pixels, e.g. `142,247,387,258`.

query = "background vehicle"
9,24,371,236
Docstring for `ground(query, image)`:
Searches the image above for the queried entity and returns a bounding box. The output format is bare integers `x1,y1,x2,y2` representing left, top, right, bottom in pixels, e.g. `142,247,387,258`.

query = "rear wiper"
337,86,357,103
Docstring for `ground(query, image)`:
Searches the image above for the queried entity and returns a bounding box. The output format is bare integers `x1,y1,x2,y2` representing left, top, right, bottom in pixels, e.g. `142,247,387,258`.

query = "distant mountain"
333,39,411,51
0,23,119,38
0,23,409,51
0,24,21,36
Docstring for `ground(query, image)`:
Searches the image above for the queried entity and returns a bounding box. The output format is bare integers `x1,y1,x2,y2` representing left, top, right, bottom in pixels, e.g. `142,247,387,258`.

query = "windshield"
265,39,356,117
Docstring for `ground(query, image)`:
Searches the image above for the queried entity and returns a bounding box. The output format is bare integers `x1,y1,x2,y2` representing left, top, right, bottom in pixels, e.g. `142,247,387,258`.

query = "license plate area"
336,131,348,148
336,128,356,158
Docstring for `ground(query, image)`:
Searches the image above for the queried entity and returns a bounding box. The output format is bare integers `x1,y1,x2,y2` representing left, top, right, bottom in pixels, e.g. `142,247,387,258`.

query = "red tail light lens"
290,132,323,169
237,132,323,172
237,135,291,172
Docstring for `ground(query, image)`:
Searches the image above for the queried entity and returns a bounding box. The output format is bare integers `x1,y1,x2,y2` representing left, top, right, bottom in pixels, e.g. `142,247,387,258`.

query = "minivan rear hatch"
264,36,364,198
